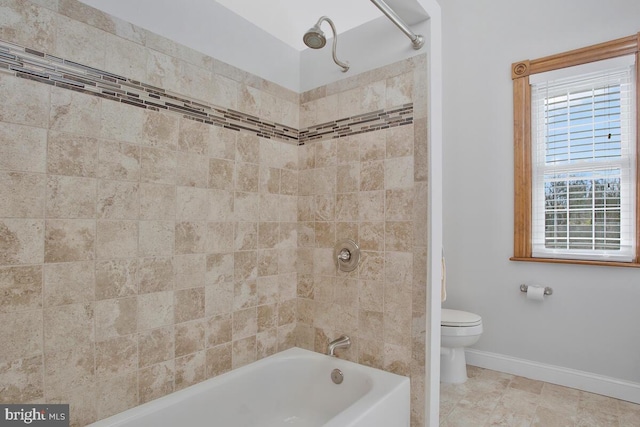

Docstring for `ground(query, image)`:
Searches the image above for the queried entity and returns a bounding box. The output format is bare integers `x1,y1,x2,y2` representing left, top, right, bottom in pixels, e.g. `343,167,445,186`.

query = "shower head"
302,16,349,72
303,24,326,49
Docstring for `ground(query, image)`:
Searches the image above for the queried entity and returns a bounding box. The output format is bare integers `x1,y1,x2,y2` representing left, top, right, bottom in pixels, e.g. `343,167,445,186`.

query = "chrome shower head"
303,25,326,49
302,16,349,72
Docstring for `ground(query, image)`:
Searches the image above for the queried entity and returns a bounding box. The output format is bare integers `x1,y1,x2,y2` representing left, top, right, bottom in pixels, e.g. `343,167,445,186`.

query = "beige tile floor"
440,366,640,426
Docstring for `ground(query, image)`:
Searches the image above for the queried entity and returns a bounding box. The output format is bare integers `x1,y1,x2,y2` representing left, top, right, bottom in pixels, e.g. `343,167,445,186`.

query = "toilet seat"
441,309,482,327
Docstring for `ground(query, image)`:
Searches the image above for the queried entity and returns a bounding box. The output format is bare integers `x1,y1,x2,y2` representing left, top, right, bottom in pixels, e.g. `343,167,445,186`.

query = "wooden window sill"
510,257,640,268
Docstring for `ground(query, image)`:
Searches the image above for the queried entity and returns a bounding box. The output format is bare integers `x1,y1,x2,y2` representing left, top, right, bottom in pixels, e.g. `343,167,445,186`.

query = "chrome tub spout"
327,335,351,357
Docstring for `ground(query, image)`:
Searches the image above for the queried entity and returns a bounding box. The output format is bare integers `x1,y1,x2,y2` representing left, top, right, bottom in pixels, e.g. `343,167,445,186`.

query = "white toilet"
440,308,483,384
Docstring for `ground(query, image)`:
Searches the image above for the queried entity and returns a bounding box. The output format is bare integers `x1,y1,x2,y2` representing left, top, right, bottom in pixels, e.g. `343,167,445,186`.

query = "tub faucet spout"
327,335,351,357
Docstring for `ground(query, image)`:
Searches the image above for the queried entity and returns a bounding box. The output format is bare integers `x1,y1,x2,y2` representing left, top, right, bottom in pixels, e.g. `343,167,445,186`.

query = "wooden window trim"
511,32,640,268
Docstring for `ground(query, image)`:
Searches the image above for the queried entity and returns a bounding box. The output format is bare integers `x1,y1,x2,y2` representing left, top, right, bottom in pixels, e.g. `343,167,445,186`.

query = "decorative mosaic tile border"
0,39,413,144
299,104,414,144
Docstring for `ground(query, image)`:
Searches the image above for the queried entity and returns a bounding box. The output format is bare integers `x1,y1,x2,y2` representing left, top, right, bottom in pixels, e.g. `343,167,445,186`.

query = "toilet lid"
441,309,482,327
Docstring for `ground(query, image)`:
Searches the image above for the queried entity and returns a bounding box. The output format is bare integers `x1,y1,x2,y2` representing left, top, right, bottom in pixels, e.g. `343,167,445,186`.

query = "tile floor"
440,366,640,426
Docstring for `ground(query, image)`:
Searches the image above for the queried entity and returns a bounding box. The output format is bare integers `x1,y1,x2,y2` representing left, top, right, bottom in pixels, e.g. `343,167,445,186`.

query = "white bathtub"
88,347,410,427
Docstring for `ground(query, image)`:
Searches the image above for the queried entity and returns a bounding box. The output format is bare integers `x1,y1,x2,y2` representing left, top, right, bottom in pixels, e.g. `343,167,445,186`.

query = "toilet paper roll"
527,286,545,301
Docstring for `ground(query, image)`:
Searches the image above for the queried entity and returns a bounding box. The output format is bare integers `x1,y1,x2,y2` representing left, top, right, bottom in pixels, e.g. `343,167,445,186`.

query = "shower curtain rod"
370,0,424,50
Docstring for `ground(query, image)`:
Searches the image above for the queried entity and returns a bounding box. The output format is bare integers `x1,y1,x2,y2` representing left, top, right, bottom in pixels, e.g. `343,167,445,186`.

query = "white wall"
440,0,640,383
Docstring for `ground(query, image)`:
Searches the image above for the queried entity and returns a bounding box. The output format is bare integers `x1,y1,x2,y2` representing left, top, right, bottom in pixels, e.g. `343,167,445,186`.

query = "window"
511,33,640,267
531,57,636,261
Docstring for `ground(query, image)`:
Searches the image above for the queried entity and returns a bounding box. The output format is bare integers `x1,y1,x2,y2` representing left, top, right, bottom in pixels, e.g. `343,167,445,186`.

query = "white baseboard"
465,349,640,404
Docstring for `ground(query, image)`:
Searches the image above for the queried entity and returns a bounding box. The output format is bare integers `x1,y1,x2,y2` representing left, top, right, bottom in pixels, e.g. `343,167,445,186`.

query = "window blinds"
531,55,636,261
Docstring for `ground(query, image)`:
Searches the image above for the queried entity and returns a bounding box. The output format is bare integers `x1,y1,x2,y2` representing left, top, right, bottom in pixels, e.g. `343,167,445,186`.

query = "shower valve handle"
337,249,351,262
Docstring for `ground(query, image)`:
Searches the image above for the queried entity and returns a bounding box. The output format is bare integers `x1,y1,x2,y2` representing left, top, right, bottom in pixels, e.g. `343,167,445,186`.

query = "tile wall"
296,56,429,426
0,0,429,426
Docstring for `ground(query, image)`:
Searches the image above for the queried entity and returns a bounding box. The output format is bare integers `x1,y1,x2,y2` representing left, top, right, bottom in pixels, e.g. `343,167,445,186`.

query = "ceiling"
80,0,428,51
216,0,428,50
216,0,384,50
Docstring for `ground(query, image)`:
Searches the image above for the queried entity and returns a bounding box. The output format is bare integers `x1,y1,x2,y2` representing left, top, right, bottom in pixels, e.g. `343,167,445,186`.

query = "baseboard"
465,349,640,404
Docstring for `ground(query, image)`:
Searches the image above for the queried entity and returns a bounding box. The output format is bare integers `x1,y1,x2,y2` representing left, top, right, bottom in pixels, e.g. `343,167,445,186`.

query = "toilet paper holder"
520,284,553,296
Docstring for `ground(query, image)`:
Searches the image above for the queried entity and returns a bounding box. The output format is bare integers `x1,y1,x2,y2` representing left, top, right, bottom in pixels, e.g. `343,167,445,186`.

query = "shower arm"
370,0,424,50
317,16,350,72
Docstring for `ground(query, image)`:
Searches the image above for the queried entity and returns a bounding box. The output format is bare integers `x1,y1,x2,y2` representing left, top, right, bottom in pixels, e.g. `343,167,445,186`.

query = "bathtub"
88,347,410,427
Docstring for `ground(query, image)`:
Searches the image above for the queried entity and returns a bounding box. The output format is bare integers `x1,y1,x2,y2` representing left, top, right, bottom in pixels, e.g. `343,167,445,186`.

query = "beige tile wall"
0,1,299,425
0,0,429,426
296,56,429,426
0,79,300,424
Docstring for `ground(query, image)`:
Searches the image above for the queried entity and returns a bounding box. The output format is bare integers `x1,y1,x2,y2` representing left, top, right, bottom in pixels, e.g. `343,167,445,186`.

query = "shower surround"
0,0,428,425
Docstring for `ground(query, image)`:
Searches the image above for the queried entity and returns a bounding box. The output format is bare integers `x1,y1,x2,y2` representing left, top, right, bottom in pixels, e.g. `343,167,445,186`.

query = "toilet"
440,308,483,384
